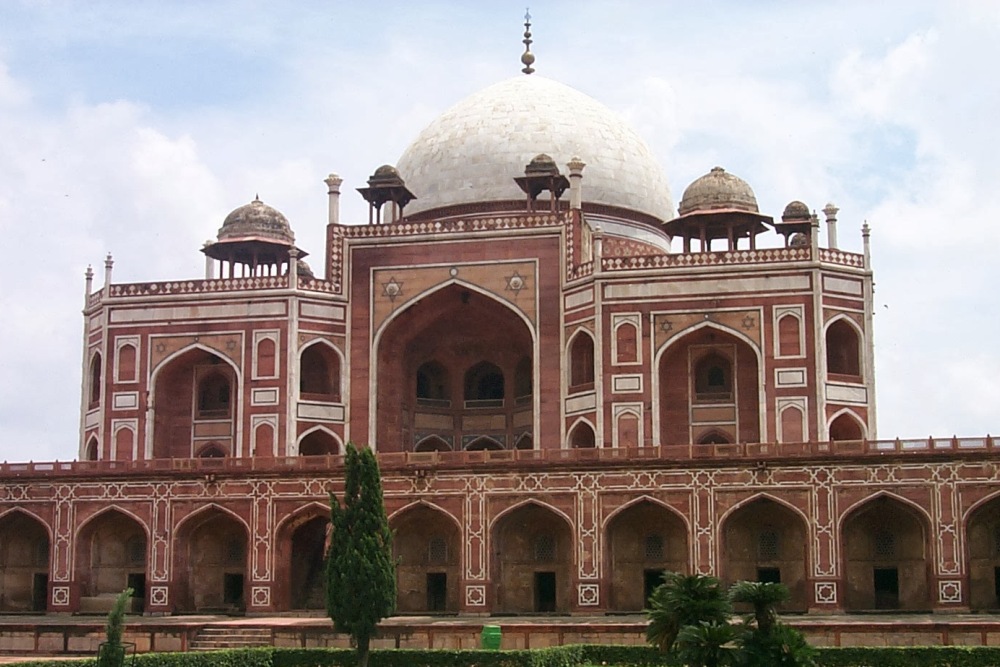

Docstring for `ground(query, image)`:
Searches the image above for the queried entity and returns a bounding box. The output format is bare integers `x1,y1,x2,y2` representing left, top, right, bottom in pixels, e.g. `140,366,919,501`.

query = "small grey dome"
782,200,811,222
678,167,758,217
219,197,294,245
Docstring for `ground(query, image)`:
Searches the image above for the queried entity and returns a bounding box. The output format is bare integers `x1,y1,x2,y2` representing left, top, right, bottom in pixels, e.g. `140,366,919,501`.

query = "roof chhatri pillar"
824,202,840,250
325,173,343,226
103,253,114,296
567,157,585,210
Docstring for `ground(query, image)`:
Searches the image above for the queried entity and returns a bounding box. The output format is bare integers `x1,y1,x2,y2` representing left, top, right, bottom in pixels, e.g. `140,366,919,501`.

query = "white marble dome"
396,75,674,222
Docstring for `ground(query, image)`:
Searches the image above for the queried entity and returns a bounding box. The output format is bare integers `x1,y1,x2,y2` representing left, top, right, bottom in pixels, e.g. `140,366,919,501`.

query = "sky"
0,1,997,462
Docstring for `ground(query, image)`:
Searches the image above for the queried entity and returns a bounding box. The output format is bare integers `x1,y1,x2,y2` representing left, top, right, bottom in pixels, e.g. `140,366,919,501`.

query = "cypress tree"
326,443,395,667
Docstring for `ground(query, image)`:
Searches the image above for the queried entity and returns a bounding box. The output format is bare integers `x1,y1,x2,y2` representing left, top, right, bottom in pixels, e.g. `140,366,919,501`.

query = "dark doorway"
223,573,244,606
534,571,556,612
644,569,665,605
427,573,447,612
757,567,781,584
32,574,48,612
994,567,1000,607
127,573,146,612
873,567,899,609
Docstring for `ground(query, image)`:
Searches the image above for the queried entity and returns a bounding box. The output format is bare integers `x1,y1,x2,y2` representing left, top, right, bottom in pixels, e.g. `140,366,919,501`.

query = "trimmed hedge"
12,644,1000,667
813,645,1000,667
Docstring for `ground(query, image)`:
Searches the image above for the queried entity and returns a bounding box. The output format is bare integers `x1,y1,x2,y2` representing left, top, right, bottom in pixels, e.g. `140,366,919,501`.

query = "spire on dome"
521,9,535,75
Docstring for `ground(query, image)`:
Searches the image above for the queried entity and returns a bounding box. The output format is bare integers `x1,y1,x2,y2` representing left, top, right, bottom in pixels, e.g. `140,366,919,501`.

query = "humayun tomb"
0,22,998,623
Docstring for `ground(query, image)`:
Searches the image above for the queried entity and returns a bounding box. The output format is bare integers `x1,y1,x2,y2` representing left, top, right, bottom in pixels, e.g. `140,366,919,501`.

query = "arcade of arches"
3,489,1000,613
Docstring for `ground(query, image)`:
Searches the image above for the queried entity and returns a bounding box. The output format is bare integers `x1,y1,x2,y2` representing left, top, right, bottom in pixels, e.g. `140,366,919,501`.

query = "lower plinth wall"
4,616,1000,654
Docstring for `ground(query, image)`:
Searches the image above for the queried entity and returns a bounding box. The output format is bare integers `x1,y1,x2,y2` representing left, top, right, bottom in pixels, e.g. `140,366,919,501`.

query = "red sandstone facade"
0,71,997,620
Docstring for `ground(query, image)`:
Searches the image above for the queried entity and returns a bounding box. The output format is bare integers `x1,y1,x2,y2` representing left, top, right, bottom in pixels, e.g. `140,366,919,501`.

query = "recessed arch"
173,502,251,537
0,509,51,611
84,435,99,461
839,492,931,611
74,508,148,610
148,343,242,460
567,328,596,391
297,426,342,456
602,495,690,533
389,499,463,532
489,498,574,534
391,501,462,612
825,315,863,379
88,350,103,406
373,278,537,343
0,507,54,540
828,408,867,441
490,499,574,613
696,429,733,445
274,503,330,611
274,501,330,536
299,339,343,401
465,436,504,451
372,280,537,454
568,418,597,449
414,435,452,452
604,497,689,610
720,495,809,611
614,320,639,364
718,491,812,528
653,320,765,447
172,504,250,612
965,493,1000,609
837,490,933,533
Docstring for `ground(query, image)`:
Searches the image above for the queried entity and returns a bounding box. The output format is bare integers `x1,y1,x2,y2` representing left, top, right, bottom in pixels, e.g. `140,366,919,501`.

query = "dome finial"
520,8,536,75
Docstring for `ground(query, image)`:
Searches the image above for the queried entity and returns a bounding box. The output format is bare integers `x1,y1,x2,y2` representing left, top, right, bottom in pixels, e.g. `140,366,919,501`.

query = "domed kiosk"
202,196,307,278
664,166,773,252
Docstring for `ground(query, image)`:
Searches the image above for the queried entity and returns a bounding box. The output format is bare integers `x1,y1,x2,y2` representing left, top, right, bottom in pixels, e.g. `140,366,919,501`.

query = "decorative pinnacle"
521,9,535,75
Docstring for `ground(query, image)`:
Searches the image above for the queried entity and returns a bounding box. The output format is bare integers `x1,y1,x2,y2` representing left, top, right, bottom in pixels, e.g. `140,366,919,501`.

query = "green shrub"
15,643,1000,667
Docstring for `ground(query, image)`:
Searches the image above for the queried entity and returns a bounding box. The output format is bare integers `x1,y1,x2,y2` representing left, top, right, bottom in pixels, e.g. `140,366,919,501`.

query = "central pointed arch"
147,343,243,460
653,321,765,446
372,281,537,454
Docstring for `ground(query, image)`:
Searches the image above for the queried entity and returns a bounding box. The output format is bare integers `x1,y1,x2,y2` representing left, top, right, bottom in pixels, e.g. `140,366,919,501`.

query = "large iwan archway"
376,284,534,453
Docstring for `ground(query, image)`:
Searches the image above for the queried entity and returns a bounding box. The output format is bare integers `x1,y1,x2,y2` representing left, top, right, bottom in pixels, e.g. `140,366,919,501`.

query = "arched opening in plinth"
966,494,1000,610
275,508,329,611
174,508,248,612
0,511,50,612
376,283,534,453
841,495,930,611
74,509,146,613
491,502,573,613
391,503,461,613
658,325,761,446
720,497,808,611
605,499,688,611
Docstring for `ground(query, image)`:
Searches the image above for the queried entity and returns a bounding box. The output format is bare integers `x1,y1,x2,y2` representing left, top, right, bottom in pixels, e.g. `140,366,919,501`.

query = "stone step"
189,626,273,651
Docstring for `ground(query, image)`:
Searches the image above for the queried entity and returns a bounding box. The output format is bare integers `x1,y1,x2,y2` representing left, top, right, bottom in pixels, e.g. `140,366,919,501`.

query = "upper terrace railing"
1,436,994,479
86,275,339,308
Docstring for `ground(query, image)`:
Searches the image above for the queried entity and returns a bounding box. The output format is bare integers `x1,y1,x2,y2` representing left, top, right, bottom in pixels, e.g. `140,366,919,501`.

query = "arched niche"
605,500,688,611
391,503,461,613
491,502,573,613
0,511,50,612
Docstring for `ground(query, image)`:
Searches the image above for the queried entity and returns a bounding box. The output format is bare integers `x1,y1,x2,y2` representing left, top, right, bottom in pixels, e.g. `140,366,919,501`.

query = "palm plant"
674,621,740,667
646,571,731,651
739,622,816,667
729,580,788,635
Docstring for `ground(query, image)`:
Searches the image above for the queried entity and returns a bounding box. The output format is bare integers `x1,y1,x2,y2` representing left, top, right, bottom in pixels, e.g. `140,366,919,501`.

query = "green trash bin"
481,624,502,650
